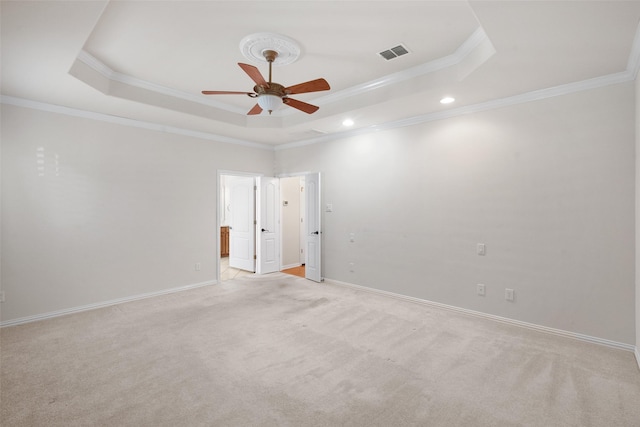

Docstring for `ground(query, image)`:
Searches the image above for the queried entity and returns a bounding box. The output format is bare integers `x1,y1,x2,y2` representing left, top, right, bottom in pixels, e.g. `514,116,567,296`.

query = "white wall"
276,82,636,344
1,105,274,322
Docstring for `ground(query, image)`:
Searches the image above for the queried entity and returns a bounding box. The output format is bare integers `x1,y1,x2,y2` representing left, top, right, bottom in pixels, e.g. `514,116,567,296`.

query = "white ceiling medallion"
240,32,301,66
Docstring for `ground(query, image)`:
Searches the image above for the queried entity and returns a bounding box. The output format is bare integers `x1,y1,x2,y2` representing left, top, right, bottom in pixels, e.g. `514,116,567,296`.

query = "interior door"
228,176,255,272
256,177,280,275
305,172,322,282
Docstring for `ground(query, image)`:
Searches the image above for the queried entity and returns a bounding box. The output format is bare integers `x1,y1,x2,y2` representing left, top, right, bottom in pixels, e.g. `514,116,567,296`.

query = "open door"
305,172,322,282
256,177,280,275
228,176,255,272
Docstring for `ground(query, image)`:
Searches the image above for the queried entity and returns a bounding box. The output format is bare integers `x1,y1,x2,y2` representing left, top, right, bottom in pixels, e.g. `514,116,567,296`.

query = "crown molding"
295,27,493,110
76,50,248,115
4,61,632,153
0,95,275,151
275,70,634,151
76,27,493,119
4,63,632,153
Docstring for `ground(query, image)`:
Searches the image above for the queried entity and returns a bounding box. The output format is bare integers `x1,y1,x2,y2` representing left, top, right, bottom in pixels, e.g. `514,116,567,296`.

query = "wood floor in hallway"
281,265,305,278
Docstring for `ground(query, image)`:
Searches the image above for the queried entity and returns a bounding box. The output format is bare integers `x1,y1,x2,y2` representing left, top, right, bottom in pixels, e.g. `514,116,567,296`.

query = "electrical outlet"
195,263,201,271
349,262,355,272
505,288,514,301
477,284,485,296
477,243,486,256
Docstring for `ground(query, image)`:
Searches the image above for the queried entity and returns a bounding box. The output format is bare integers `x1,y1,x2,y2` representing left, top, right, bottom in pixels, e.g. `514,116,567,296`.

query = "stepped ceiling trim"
71,27,494,125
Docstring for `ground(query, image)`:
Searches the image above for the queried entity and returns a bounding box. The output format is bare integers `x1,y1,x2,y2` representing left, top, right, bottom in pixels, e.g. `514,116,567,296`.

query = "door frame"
277,171,321,281
217,170,321,283
217,170,262,283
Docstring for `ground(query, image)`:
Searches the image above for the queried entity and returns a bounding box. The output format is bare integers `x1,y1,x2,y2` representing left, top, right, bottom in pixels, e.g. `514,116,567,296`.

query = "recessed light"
440,97,455,104
342,118,354,127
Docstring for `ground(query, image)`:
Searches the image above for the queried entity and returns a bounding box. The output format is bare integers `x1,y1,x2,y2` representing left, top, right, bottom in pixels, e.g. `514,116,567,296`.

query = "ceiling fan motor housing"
254,82,286,97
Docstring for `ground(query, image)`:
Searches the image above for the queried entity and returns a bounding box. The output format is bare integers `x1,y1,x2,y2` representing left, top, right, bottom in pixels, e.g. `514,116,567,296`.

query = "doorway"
219,173,259,280
217,172,321,283
279,172,321,282
280,176,305,277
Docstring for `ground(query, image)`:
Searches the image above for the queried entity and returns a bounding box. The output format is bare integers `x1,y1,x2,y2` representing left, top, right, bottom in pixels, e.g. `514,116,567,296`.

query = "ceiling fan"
202,50,330,115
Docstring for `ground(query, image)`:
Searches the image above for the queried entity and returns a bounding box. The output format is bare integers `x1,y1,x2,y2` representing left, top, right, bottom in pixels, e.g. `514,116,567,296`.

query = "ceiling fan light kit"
202,34,330,116
257,93,283,112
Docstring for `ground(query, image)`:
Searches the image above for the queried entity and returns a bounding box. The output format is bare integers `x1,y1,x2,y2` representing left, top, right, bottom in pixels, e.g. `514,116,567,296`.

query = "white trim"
2,68,634,152
325,278,636,353
77,28,492,118
0,280,216,328
303,28,492,109
635,347,640,371
281,263,302,270
77,51,248,114
275,71,634,151
0,96,274,151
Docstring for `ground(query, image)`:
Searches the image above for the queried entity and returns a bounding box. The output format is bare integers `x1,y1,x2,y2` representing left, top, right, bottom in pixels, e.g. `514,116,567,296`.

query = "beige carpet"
2,273,639,426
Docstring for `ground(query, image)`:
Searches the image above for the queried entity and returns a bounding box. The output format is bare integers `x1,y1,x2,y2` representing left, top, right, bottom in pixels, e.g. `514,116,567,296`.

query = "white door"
228,176,255,272
256,177,280,275
305,172,322,282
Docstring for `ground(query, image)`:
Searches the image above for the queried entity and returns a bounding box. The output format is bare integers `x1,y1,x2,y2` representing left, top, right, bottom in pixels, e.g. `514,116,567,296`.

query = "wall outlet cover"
477,284,485,296
505,288,515,301
477,243,486,256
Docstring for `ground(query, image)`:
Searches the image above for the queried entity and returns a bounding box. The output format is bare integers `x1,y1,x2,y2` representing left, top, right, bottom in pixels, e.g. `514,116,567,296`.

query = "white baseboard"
281,263,302,270
0,280,217,328
324,278,635,353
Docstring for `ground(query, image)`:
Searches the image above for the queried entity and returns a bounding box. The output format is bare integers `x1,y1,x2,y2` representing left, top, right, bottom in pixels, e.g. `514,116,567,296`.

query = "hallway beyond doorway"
220,257,253,281
282,265,305,278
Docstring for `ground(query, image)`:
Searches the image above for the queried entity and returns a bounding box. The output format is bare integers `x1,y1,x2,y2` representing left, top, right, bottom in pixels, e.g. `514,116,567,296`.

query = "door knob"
312,231,319,235
262,228,270,232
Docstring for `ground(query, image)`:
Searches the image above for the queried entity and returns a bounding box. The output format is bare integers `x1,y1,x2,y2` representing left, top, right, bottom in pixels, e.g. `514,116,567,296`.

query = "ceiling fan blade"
285,78,330,95
283,98,319,114
238,63,268,87
201,90,253,95
247,103,263,115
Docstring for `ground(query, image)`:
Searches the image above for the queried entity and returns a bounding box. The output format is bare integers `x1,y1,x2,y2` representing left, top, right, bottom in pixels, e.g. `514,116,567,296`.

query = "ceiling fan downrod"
263,49,278,84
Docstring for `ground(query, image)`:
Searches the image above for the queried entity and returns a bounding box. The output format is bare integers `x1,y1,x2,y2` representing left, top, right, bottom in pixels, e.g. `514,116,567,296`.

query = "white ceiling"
2,1,640,147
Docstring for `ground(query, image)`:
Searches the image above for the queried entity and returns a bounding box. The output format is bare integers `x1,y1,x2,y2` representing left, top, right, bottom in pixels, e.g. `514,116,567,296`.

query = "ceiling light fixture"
342,118,354,127
257,94,283,114
440,96,455,104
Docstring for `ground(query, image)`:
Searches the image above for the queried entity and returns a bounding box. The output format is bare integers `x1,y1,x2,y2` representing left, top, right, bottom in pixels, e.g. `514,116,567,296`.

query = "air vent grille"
379,44,410,60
